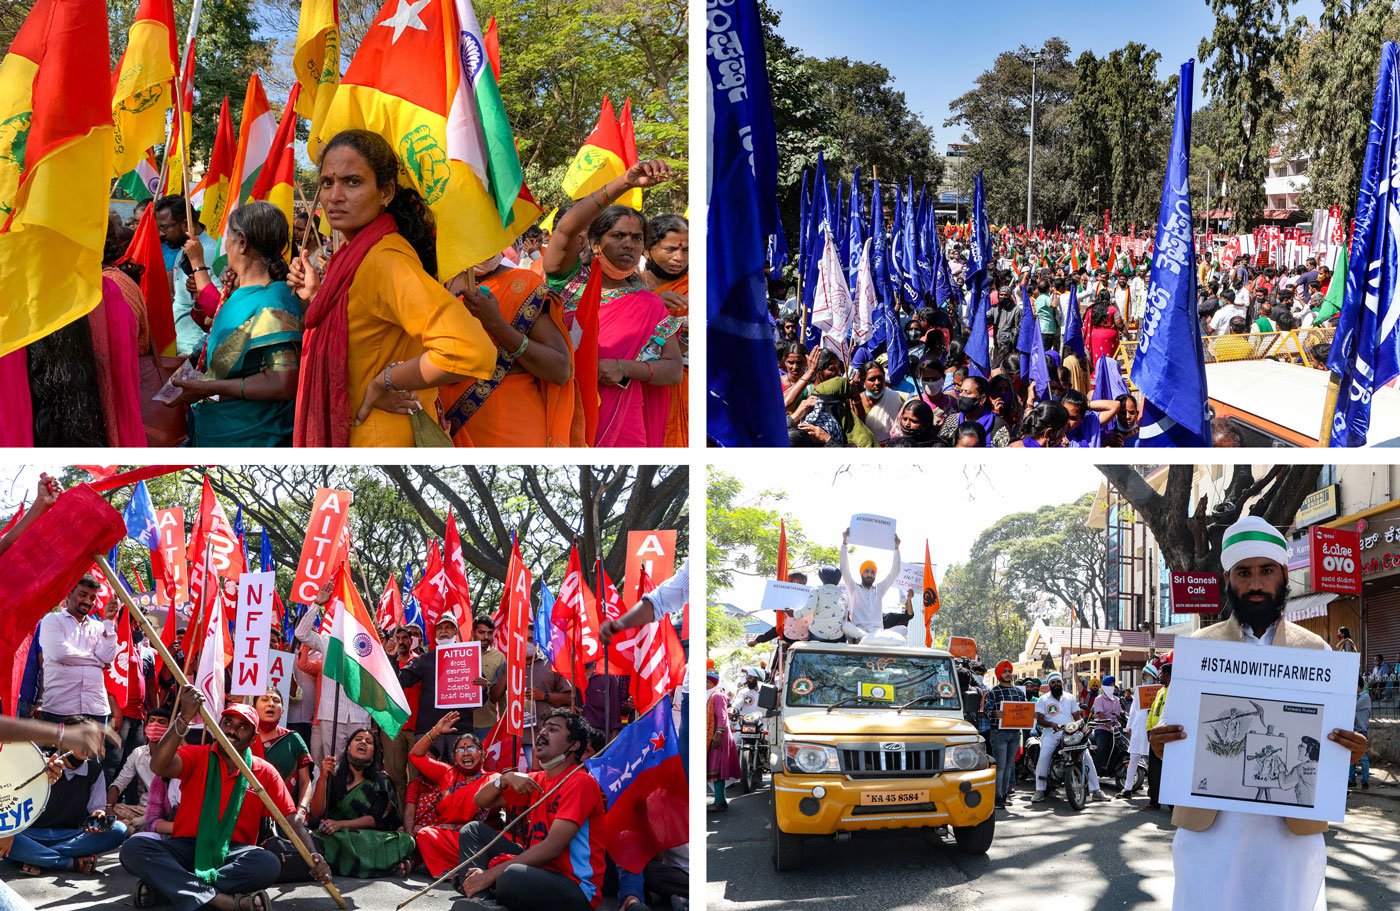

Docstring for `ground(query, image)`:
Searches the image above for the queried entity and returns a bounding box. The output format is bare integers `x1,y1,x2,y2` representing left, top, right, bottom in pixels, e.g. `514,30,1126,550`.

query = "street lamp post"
1027,50,1041,230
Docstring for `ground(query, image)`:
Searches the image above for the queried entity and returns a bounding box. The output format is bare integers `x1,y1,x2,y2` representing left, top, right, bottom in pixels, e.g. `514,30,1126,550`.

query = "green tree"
1290,0,1400,220
937,561,1027,664
1067,44,1175,228
706,468,838,648
1198,0,1306,230
0,0,36,54
945,38,1078,227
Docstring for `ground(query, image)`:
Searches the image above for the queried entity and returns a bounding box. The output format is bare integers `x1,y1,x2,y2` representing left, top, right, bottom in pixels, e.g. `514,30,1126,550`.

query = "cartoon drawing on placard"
1190,692,1325,808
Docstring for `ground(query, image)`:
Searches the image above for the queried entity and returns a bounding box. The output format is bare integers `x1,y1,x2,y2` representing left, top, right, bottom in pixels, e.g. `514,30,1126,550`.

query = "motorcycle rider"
1033,671,1108,803
1091,674,1125,773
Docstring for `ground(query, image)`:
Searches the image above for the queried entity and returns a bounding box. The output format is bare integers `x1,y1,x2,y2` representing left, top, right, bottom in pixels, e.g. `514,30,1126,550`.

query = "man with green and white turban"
1149,515,1369,910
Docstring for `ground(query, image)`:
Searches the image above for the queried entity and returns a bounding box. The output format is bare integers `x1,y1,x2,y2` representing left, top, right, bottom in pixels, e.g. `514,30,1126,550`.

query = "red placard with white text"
155,508,187,603
623,530,676,606
435,640,483,709
292,488,353,604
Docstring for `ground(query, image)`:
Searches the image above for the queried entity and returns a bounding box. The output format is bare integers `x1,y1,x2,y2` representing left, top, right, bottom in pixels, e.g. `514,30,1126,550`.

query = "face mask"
437,635,456,646
596,251,636,281
145,722,169,742
922,381,941,395
957,395,980,414
348,754,373,770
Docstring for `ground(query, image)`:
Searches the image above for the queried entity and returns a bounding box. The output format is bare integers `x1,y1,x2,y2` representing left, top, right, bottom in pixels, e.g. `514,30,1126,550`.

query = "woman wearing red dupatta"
543,161,683,447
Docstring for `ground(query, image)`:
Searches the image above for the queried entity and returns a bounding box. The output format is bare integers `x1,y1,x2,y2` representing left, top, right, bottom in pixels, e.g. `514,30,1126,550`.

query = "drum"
0,741,51,838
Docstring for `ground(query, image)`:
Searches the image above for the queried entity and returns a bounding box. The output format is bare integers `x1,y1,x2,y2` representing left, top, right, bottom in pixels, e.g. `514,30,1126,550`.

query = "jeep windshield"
785,651,961,710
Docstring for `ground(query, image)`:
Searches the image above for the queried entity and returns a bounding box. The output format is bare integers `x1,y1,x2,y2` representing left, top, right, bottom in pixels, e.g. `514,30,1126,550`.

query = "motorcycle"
1043,719,1092,810
732,705,770,793
1089,716,1142,792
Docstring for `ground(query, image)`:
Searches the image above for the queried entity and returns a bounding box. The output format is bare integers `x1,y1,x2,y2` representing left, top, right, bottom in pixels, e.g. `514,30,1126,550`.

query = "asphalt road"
707,775,1400,911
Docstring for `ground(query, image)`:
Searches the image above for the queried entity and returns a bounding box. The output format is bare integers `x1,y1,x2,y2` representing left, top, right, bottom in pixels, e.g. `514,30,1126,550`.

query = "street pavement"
707,775,1400,911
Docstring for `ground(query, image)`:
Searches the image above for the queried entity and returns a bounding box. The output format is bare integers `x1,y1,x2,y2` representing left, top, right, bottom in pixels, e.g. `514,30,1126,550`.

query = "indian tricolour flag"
324,564,410,737
116,152,162,203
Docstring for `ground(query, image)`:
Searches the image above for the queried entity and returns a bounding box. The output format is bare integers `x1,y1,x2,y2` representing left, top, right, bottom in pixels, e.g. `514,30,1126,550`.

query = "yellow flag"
295,0,341,162
0,0,114,359
111,0,177,177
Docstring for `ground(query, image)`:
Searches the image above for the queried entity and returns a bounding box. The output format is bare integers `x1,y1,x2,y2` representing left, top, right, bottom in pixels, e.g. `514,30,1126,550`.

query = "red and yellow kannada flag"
249,84,302,238
294,0,341,162
0,0,113,360
921,540,939,648
291,487,352,605
163,51,196,195
561,95,627,203
110,0,177,176
615,97,641,210
315,0,540,277
189,96,236,242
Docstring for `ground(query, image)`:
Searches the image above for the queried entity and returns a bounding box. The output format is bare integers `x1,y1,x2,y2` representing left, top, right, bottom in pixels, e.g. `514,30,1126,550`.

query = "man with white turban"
1150,515,1369,911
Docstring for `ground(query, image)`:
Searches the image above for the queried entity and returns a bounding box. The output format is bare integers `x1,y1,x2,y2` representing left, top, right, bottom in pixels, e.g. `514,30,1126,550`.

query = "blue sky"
769,0,1326,149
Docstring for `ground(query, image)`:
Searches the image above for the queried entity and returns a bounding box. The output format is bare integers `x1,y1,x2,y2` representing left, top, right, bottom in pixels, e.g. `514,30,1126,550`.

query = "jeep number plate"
858,788,928,806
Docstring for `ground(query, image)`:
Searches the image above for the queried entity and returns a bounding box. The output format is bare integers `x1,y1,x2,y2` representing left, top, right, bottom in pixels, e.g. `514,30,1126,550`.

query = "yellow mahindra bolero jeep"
765,640,996,870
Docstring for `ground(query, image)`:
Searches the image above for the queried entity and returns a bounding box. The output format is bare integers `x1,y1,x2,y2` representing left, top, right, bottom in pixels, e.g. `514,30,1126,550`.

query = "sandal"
73,856,97,874
19,863,43,876
392,858,414,877
235,890,271,911
134,882,159,909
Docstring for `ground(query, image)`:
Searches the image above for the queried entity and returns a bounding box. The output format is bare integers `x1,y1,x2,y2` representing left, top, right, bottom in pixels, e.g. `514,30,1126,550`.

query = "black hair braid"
387,186,438,279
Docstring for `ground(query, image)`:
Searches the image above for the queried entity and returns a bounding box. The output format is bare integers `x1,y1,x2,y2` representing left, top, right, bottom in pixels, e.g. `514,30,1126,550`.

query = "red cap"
221,704,259,727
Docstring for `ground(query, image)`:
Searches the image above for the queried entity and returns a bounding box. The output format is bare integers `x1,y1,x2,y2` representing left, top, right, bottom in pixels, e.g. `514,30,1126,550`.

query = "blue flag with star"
123,480,160,551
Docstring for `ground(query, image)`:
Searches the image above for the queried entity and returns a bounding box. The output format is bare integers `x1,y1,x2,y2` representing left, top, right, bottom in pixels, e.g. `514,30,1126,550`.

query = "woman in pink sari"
542,161,682,446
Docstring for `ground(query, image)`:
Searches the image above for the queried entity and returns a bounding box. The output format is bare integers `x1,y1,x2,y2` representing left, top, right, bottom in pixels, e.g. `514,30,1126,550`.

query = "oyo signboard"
1310,526,1362,595
1170,572,1219,614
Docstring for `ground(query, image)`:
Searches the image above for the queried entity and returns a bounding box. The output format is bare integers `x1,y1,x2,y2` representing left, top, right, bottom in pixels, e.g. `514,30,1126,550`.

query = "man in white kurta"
838,526,901,641
1149,515,1370,911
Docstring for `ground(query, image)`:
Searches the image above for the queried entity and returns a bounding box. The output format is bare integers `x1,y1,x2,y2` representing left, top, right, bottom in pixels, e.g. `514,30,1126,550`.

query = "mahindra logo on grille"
880,742,903,752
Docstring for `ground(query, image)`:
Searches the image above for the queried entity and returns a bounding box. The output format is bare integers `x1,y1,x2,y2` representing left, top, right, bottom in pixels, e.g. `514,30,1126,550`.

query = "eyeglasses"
456,744,482,753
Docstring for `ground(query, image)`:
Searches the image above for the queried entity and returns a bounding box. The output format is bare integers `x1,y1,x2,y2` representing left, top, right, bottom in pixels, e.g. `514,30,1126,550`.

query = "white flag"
852,238,876,347
811,231,852,357
193,584,228,713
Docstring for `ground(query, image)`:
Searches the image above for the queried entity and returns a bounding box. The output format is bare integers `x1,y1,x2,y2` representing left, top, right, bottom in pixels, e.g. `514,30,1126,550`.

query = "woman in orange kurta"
643,214,689,448
437,260,576,447
288,130,497,447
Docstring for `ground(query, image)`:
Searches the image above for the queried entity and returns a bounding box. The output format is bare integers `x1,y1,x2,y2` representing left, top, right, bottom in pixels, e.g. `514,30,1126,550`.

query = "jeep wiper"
825,696,867,713
895,694,944,713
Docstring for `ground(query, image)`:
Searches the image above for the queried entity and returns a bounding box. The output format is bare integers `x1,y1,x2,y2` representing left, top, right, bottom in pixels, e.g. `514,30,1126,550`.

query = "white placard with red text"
231,571,276,696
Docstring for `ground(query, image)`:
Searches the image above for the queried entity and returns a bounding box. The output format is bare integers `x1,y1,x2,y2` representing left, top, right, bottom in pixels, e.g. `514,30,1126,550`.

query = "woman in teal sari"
172,201,302,446
309,728,415,878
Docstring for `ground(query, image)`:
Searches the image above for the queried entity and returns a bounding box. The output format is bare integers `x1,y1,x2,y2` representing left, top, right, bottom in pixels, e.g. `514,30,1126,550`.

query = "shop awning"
1284,592,1337,623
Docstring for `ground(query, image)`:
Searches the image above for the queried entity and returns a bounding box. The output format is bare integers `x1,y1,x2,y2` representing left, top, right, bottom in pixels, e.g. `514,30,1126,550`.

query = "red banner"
1310,527,1362,595
291,488,352,604
104,605,133,707
376,574,403,631
623,530,676,607
502,540,531,739
415,539,451,633
155,507,187,604
1170,572,1220,613
442,511,474,622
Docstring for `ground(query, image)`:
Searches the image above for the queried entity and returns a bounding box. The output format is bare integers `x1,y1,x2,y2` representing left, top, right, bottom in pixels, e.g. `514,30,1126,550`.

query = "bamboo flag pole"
1319,375,1340,446
94,555,348,909
155,0,205,200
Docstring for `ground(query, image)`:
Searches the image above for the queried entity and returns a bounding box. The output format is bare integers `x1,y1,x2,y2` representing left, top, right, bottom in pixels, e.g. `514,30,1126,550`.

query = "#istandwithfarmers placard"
1160,636,1359,822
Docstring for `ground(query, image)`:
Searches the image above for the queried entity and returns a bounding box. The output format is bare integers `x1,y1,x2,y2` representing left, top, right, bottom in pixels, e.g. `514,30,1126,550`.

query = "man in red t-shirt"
119,686,331,911
455,708,604,910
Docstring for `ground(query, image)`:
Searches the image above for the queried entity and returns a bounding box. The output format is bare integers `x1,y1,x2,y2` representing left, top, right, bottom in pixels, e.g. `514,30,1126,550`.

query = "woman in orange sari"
437,255,576,447
542,160,683,447
642,214,688,447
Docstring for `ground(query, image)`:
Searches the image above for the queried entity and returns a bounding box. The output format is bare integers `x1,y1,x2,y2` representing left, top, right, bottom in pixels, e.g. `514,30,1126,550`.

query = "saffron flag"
294,0,341,162
249,84,303,239
583,696,688,871
316,0,540,277
615,97,642,210
0,0,113,360
110,0,177,176
1132,60,1209,448
220,73,276,238
921,540,939,647
1327,41,1400,447
118,204,178,355
561,96,628,202
774,520,787,637
190,97,236,243
324,564,412,737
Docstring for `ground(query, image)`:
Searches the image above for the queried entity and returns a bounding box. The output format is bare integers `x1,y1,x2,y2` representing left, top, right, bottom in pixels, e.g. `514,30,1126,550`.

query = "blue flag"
1328,41,1400,447
798,169,810,279
766,197,789,274
870,177,890,343
1093,352,1130,400
900,175,923,303
833,178,847,274
800,152,830,351
706,0,789,447
123,480,160,551
847,167,864,291
915,185,935,301
259,527,272,573
1063,284,1085,360
402,563,424,633
534,580,557,664
1132,60,1208,447
965,171,993,376
1017,284,1050,397
887,183,905,303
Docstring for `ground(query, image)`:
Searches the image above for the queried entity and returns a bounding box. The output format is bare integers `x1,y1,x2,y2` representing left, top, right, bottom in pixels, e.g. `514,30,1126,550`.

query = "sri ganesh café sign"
1356,513,1400,577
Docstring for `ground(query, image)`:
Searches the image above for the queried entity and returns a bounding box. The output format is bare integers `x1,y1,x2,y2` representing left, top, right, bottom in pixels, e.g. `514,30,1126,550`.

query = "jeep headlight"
785,742,840,774
946,743,988,771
